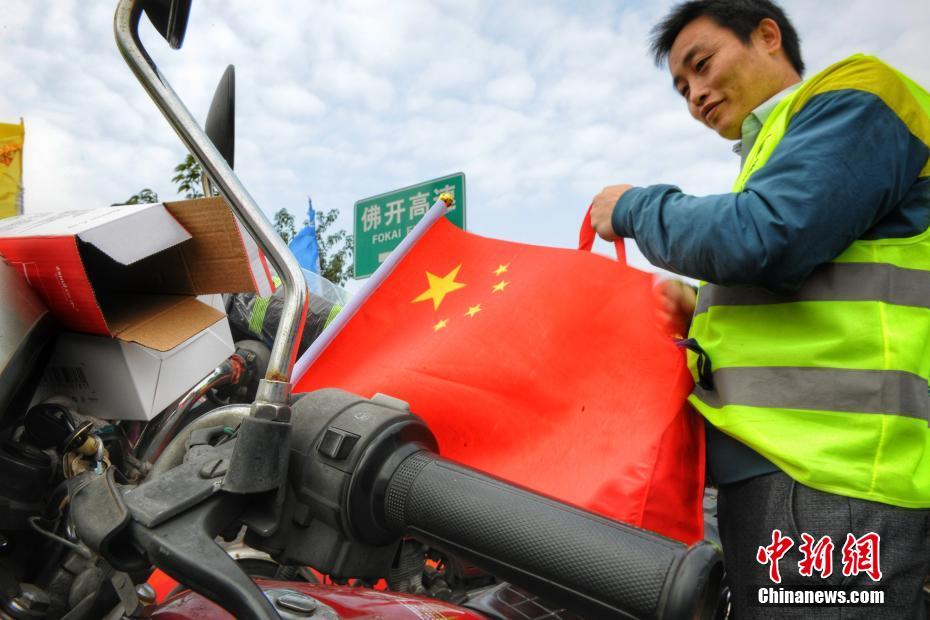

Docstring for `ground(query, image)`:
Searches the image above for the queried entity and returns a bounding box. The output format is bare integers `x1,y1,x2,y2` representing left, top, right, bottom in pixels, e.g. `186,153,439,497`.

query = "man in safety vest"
589,0,930,616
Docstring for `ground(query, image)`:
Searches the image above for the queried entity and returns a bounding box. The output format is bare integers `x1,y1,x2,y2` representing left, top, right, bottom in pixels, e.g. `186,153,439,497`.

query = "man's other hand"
653,278,697,339
591,184,633,241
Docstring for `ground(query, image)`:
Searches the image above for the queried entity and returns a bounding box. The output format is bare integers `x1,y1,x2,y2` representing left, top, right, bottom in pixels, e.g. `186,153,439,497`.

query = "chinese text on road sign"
353,173,465,279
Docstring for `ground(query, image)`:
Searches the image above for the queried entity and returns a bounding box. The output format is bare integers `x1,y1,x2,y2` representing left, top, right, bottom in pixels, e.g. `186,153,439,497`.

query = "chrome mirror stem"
114,0,307,409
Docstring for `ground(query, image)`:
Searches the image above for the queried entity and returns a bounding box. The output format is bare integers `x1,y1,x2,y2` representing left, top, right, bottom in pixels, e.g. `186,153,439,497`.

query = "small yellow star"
433,318,449,332
465,304,482,318
411,265,467,310
493,263,510,276
492,280,510,293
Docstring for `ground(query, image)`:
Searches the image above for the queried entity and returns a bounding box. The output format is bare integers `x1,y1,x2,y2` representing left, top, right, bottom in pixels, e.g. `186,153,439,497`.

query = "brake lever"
128,494,279,619
69,430,285,620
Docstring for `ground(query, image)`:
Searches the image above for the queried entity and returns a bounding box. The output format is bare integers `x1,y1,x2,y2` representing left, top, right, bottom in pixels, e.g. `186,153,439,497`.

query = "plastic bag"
226,269,350,355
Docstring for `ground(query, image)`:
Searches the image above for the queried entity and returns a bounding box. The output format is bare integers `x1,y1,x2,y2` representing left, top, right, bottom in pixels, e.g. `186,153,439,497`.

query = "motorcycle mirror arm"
113,0,308,416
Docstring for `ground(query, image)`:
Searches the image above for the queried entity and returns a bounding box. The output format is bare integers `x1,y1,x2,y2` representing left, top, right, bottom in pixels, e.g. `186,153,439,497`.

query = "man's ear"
754,17,783,55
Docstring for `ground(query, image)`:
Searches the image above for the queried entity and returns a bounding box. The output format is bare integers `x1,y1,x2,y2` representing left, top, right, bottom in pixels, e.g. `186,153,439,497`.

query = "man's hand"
590,184,633,241
653,278,697,339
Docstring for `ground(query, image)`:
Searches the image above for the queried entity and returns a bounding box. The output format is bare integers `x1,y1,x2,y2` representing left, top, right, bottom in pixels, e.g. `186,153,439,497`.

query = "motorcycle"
0,1,727,618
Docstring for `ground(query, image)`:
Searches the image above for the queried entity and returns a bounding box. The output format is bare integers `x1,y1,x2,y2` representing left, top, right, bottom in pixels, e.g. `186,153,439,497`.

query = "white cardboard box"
34,317,234,421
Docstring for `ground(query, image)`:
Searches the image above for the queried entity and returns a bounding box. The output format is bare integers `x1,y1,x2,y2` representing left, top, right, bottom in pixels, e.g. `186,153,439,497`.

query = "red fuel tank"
147,579,488,619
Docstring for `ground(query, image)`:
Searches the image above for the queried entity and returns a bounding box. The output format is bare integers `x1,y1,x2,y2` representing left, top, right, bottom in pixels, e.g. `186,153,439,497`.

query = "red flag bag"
293,203,705,542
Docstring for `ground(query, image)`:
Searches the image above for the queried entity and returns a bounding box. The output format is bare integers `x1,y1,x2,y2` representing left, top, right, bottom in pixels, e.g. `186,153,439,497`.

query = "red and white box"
0,198,272,420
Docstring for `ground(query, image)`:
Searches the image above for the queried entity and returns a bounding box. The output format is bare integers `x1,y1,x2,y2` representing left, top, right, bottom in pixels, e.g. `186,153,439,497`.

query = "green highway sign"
353,172,466,279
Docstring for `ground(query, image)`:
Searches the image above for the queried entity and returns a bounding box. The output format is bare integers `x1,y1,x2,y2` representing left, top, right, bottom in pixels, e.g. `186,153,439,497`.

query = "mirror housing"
205,65,235,169
142,0,192,49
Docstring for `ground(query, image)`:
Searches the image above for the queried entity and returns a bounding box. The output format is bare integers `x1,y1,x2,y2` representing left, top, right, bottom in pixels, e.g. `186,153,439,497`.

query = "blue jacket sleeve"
611,89,930,292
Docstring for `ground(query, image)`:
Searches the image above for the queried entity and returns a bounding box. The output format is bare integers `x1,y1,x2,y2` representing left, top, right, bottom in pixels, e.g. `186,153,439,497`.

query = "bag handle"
579,203,627,264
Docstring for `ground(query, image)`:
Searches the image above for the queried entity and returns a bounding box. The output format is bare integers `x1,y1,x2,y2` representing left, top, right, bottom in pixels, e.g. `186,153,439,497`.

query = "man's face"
668,16,785,140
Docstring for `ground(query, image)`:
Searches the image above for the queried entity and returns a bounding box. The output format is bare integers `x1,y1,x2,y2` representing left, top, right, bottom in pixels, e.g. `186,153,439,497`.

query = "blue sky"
2,0,929,284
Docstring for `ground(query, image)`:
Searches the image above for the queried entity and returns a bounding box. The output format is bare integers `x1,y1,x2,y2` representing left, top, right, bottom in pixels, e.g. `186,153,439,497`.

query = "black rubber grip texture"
385,449,432,531
386,451,696,619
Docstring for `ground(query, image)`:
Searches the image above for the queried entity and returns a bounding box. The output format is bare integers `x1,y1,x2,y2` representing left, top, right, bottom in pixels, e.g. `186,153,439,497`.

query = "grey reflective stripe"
694,262,930,316
692,367,930,423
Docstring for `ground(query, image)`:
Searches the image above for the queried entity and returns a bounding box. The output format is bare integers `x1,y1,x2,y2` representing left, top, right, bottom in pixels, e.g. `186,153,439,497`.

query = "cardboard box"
0,198,270,420
0,198,264,351
34,319,234,421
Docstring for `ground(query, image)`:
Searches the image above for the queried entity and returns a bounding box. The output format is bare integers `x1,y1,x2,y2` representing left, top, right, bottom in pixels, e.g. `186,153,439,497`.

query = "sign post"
353,172,465,279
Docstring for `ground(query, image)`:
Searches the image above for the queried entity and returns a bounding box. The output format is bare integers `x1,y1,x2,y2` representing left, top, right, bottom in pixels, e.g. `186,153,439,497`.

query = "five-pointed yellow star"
465,304,482,318
493,263,510,276
433,318,449,332
492,280,509,292
412,265,467,310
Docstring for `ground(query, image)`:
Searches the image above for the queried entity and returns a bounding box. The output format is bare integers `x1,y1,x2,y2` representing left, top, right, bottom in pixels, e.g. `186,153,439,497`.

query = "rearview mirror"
205,65,235,169
141,0,192,49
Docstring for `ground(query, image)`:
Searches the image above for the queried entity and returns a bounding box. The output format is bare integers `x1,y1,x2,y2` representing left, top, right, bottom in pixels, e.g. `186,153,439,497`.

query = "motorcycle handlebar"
383,451,722,620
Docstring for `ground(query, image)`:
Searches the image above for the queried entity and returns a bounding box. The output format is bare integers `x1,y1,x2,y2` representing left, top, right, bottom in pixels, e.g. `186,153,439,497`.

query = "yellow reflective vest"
688,55,930,508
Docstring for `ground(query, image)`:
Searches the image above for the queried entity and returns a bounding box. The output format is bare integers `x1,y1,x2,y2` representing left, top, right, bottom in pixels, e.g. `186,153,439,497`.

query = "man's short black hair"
650,0,805,76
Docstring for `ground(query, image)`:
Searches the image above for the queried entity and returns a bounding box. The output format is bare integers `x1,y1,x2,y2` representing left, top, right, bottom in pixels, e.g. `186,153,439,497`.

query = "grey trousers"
717,472,930,619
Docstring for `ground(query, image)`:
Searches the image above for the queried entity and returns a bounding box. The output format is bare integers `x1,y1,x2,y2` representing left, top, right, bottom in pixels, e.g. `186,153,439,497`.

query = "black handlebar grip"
384,451,722,619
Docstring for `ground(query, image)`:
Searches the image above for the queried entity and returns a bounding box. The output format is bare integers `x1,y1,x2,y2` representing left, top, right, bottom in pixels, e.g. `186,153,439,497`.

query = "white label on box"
42,363,101,407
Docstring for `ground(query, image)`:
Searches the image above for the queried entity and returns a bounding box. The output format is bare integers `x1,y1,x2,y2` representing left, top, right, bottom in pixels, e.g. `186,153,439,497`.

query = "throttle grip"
384,451,722,619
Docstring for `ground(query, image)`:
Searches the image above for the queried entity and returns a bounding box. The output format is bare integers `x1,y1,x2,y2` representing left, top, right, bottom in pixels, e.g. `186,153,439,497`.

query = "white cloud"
260,84,327,120
1,0,928,282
